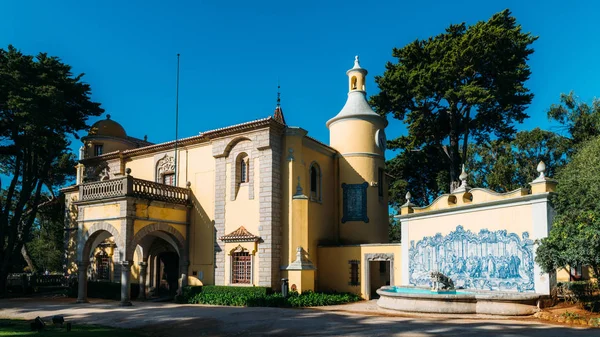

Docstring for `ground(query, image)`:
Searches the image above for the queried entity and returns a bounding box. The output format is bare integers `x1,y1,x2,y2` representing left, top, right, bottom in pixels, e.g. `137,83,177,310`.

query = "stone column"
138,261,148,300
120,260,132,306
180,260,189,291
76,261,89,303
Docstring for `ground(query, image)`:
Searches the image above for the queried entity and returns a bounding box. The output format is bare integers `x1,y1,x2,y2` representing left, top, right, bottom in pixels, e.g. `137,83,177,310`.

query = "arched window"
237,152,250,184
351,76,358,90
309,163,321,202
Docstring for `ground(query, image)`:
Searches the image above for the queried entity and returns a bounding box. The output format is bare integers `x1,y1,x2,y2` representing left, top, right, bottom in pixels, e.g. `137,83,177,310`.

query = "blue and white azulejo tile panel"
409,225,535,292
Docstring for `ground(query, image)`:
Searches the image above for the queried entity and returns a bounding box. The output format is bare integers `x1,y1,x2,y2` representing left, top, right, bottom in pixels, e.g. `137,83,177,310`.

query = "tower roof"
326,56,387,128
273,84,286,125
88,114,127,138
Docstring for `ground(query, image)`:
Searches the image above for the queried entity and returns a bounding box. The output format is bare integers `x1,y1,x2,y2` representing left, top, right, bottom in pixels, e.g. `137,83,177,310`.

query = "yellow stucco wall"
317,244,401,299
82,203,120,222
408,203,534,240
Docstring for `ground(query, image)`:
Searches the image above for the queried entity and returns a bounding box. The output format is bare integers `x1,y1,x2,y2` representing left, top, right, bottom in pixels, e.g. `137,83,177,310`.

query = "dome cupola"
89,114,127,138
326,56,387,129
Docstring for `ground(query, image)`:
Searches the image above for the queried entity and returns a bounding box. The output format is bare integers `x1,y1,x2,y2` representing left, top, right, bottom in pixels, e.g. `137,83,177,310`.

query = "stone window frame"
155,154,176,185
229,245,254,285
228,140,257,201
308,161,322,203
237,152,250,185
348,259,360,286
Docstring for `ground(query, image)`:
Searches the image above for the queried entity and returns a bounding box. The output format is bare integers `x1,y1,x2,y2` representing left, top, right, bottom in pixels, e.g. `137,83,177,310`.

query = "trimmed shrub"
187,287,361,307
202,285,272,296
557,281,599,303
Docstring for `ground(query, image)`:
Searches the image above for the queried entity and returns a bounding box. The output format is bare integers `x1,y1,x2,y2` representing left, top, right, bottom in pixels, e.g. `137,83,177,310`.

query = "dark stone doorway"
157,251,179,296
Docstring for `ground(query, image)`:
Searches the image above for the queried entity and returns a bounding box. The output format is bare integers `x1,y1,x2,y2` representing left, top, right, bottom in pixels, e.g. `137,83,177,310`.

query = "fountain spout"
430,271,455,293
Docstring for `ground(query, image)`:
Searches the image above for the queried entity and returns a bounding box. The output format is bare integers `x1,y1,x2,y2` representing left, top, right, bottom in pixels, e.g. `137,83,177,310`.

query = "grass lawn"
0,319,145,336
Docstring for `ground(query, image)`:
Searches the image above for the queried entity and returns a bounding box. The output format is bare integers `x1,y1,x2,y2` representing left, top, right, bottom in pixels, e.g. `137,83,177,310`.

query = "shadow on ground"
0,297,596,336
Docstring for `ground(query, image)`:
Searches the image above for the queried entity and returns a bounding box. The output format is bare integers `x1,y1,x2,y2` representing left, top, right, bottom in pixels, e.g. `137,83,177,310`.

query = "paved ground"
0,297,597,336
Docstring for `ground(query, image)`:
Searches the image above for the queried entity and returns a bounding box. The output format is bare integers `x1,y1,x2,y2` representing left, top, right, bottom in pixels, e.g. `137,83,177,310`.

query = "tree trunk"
21,245,36,273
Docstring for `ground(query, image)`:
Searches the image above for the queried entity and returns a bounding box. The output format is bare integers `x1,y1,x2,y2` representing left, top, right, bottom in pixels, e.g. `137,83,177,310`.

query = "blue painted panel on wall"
341,182,369,223
409,225,535,292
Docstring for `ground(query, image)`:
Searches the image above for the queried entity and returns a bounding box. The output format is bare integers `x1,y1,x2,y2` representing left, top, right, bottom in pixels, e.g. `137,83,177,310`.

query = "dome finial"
353,55,361,69
106,114,111,120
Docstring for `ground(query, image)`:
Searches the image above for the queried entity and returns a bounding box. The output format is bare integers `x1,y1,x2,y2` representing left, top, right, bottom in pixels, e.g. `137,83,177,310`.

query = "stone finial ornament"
537,161,546,179
186,181,191,188
295,176,303,195
354,55,360,68
125,168,131,176
453,165,471,193
405,191,412,203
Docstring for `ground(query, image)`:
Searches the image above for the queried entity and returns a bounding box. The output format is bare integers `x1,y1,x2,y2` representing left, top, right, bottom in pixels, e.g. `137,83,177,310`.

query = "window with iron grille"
163,173,175,186
96,254,110,281
232,252,252,284
349,260,360,286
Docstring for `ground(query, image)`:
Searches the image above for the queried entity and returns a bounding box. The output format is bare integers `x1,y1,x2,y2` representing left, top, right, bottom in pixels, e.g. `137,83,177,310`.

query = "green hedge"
202,285,272,296
186,288,361,307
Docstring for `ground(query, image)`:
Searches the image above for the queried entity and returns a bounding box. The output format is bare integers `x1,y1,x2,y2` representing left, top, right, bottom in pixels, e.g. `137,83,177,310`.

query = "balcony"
78,175,190,205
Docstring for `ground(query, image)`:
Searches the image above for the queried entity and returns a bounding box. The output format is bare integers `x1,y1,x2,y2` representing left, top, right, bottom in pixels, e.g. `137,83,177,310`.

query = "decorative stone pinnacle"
186,181,191,188
537,161,546,179
295,176,303,195
459,164,468,182
405,191,412,203
125,168,131,176
353,55,360,68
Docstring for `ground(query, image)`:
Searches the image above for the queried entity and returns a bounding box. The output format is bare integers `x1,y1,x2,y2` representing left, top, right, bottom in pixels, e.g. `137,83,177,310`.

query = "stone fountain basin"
376,286,544,316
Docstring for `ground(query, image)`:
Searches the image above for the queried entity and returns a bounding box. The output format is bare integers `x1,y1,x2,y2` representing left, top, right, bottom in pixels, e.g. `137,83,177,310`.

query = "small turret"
327,56,389,244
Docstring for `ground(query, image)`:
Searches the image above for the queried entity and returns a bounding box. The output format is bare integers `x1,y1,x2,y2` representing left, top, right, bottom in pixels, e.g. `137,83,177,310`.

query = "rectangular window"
232,252,252,284
349,260,360,286
378,168,384,197
163,173,175,186
94,144,103,156
570,265,583,281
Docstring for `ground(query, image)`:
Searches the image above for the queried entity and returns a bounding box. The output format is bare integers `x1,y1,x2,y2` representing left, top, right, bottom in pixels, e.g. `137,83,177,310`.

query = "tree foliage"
372,9,537,193
548,91,600,149
535,136,600,278
0,45,103,295
467,128,570,192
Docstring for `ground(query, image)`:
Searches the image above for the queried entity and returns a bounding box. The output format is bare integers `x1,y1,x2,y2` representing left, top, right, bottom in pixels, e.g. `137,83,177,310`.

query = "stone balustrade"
79,176,189,205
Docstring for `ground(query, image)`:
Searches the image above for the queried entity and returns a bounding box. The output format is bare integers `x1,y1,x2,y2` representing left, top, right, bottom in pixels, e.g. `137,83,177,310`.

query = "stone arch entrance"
129,223,188,299
76,222,126,304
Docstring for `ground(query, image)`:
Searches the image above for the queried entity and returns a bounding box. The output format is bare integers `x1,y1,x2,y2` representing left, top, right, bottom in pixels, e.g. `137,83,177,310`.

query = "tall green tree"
467,128,570,192
547,91,600,149
372,9,537,196
536,136,600,278
0,45,103,295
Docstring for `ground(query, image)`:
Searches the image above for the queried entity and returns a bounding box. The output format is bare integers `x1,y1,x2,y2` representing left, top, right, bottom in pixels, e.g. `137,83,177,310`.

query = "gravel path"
0,297,596,336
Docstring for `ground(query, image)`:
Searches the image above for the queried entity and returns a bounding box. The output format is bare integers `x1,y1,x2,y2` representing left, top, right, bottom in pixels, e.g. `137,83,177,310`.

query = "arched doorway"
76,222,125,304
130,223,187,300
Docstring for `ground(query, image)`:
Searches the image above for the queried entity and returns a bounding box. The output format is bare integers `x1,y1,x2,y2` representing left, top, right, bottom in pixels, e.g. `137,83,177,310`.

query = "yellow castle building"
63,56,400,305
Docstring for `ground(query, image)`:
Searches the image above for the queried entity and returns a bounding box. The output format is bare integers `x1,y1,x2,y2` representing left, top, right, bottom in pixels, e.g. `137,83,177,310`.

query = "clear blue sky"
2,0,599,158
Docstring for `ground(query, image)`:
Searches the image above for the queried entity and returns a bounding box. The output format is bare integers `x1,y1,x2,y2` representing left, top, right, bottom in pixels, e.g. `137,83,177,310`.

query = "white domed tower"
327,56,389,244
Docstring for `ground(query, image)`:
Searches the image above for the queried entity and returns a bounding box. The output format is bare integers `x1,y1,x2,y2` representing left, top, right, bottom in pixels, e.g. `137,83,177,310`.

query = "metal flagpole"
174,53,180,186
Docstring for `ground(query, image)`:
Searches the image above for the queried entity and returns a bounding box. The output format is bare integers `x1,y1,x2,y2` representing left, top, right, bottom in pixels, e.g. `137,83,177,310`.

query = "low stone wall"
376,286,542,316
